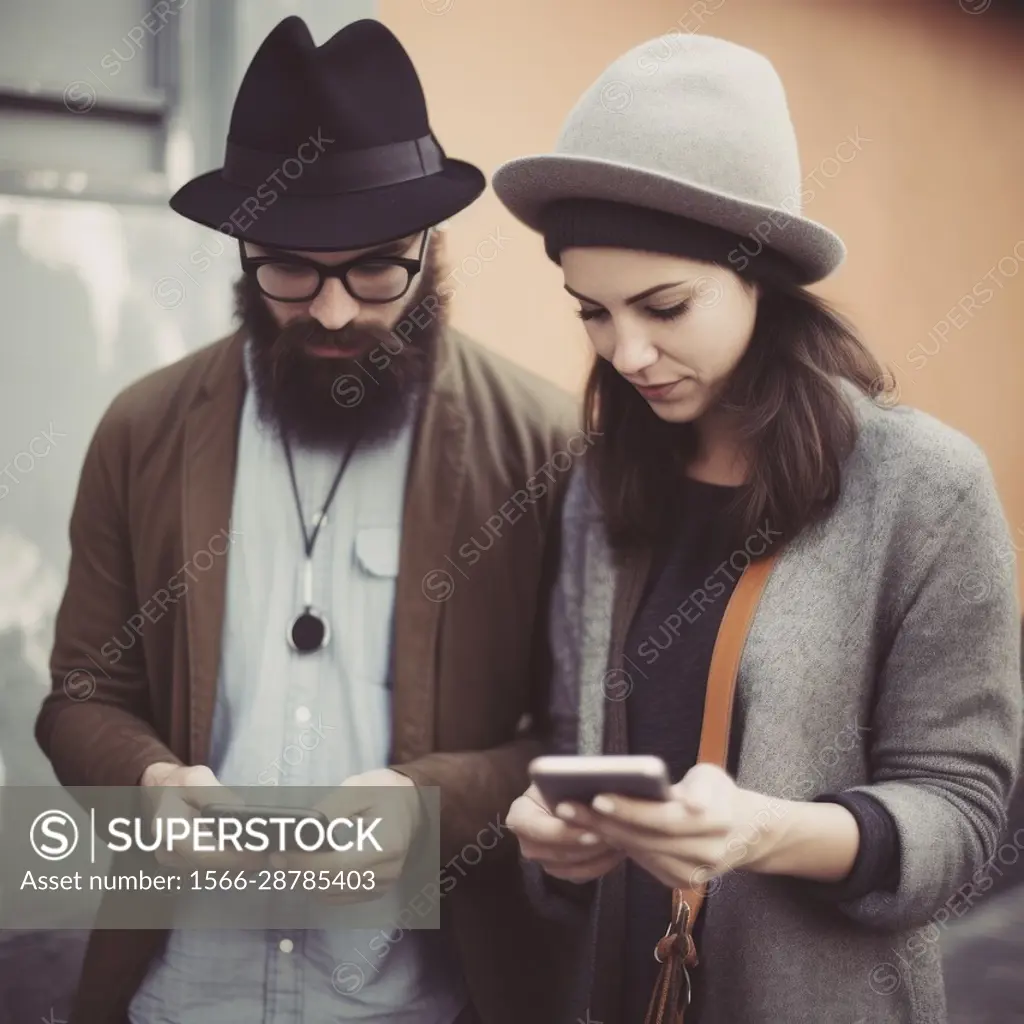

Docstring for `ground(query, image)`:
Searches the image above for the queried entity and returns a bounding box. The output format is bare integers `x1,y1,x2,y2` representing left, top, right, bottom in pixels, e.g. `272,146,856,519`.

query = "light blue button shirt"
129,346,467,1023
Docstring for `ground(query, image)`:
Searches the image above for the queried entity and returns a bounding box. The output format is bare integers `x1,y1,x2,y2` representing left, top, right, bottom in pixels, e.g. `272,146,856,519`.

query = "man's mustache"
271,318,391,356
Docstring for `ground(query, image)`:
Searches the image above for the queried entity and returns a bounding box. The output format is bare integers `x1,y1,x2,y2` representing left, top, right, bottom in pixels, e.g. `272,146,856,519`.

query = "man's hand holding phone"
139,761,266,871
267,767,421,905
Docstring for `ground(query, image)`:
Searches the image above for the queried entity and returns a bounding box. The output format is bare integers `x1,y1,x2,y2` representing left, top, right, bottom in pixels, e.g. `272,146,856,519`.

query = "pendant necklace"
282,434,360,654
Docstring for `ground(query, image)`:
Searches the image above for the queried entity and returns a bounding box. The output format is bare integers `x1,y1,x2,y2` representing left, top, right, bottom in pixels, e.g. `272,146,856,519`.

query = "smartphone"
199,804,329,851
529,755,671,808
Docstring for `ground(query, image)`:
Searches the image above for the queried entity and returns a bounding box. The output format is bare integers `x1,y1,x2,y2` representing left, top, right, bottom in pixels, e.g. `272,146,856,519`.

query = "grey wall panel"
0,193,239,789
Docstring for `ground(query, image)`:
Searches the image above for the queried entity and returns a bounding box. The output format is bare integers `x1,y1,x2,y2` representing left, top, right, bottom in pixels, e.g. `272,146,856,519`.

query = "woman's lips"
634,378,689,401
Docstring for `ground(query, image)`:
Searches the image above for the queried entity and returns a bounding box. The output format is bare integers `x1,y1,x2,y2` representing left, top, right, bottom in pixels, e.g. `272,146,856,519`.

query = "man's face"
235,231,445,451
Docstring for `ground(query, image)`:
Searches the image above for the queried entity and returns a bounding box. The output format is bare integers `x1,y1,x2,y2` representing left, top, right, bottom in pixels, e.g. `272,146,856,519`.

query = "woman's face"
560,247,759,423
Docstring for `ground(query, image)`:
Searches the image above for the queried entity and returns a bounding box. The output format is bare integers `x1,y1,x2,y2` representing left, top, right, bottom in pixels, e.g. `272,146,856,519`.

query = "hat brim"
492,153,845,284
169,158,485,251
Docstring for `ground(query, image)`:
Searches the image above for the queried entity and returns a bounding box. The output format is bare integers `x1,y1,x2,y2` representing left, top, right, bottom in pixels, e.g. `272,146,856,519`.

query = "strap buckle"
647,895,695,1023
654,895,691,964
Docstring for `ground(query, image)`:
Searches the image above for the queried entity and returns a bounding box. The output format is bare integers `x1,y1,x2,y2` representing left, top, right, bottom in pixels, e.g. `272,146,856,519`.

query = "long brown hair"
583,267,893,552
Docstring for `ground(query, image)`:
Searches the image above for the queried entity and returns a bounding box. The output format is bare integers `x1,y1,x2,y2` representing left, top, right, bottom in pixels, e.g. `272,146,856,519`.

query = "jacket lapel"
181,329,246,765
605,543,652,754
390,329,469,763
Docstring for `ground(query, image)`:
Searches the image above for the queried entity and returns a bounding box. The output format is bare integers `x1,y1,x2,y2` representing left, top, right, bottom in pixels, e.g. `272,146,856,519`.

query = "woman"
492,33,1022,1024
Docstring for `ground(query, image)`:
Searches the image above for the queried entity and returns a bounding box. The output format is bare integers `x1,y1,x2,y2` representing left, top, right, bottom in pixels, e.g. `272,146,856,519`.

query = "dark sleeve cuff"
520,856,597,923
802,792,902,903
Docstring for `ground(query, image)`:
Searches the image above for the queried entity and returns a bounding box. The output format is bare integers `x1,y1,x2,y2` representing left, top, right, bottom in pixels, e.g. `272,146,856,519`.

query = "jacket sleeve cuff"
521,856,597,922
800,791,902,903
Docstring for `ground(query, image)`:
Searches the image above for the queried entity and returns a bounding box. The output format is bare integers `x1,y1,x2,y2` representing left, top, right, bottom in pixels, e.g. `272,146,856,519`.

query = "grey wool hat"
492,34,846,284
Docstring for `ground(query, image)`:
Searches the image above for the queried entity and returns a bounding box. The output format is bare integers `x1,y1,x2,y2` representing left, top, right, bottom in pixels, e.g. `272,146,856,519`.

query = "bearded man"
37,17,578,1024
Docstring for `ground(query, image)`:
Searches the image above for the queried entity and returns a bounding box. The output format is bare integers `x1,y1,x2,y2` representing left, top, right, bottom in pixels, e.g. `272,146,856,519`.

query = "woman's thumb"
676,763,730,813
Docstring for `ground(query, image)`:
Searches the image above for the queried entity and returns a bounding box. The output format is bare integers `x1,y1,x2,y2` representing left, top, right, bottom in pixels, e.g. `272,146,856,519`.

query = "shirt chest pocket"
348,525,400,687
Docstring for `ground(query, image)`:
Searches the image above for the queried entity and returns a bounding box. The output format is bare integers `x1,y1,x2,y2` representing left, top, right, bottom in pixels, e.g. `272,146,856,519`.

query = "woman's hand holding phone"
510,757,780,890
554,762,743,890
506,784,625,883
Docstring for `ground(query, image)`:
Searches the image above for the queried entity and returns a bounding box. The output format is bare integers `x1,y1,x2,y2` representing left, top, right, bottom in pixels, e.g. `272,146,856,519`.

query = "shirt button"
279,938,294,954
295,706,311,724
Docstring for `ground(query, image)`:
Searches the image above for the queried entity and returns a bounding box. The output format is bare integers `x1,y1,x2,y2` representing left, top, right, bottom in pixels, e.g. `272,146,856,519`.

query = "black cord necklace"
282,434,360,653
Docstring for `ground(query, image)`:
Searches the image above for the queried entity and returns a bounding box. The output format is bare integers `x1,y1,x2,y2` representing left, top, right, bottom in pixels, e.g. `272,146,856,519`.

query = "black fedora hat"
169,16,485,251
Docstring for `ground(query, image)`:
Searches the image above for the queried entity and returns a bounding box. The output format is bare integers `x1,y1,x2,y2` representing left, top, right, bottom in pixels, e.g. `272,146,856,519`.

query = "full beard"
233,241,446,451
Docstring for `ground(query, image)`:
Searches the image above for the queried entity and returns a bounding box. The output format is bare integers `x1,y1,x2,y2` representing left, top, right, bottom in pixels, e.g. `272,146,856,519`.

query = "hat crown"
228,17,430,156
168,16,485,250
556,34,803,215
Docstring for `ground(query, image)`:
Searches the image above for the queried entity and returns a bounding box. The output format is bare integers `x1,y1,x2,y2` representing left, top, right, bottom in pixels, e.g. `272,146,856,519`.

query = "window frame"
0,0,230,206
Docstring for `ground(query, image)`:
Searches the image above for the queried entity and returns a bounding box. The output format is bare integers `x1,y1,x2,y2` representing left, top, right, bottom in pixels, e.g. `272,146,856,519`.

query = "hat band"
222,134,444,196
542,198,803,283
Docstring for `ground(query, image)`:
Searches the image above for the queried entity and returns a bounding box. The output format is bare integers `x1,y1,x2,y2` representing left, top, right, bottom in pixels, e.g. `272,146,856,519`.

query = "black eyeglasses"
239,232,428,304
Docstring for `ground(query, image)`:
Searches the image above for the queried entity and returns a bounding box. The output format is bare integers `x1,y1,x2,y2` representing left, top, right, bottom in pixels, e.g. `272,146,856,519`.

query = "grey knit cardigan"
539,387,1024,1024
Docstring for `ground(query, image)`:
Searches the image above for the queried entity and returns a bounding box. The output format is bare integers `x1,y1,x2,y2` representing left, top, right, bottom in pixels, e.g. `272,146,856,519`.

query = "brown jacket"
38,326,582,1024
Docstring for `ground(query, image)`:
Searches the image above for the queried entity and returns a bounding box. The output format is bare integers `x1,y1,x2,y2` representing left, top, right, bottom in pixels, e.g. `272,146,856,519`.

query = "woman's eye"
647,301,691,321
575,307,608,322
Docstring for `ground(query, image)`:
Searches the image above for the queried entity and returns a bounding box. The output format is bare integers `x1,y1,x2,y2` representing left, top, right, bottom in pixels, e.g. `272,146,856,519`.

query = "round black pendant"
288,608,329,653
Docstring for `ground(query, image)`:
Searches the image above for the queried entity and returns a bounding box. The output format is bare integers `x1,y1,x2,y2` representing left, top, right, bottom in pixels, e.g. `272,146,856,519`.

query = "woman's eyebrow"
564,281,691,305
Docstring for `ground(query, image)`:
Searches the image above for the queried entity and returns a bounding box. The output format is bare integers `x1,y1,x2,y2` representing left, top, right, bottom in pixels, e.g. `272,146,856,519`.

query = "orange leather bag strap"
645,550,779,1024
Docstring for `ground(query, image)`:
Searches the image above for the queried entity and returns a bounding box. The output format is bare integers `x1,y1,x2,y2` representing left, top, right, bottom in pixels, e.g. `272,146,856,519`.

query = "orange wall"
380,0,1024,597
